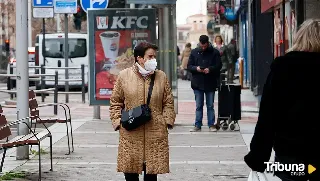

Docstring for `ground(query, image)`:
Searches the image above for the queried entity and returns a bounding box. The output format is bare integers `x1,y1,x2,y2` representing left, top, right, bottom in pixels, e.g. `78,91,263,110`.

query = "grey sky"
176,0,207,25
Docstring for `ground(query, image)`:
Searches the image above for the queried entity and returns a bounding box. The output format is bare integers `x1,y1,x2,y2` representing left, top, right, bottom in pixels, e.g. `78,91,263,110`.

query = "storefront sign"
87,8,157,105
261,0,282,13
225,8,237,21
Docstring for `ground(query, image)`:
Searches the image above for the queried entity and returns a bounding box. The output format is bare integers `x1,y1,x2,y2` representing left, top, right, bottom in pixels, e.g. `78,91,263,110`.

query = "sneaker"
209,126,217,132
190,127,201,132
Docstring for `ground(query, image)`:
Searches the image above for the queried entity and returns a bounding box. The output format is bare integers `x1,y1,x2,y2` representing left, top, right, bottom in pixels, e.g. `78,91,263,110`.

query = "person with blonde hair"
213,35,228,71
180,43,192,80
244,19,320,181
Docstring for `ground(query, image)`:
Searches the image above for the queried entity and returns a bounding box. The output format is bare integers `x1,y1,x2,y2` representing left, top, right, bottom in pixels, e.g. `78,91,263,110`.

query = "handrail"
0,88,55,94
43,66,81,70
5,64,86,113
42,78,82,82
9,65,41,69
0,74,55,77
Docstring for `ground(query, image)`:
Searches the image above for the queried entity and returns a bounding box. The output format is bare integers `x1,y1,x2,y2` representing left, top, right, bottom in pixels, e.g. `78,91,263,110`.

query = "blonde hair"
287,19,320,53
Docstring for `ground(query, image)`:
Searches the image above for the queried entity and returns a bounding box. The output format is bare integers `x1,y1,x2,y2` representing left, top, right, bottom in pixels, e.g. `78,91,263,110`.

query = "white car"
7,47,36,86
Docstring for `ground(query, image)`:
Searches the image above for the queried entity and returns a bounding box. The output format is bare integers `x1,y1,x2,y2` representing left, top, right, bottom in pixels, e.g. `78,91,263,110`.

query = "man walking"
187,35,222,132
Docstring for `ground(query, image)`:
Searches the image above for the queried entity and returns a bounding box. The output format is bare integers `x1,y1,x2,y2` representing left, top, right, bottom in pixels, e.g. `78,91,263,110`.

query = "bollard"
54,71,58,115
7,71,12,100
40,65,45,102
9,65,13,99
81,64,85,103
239,58,244,89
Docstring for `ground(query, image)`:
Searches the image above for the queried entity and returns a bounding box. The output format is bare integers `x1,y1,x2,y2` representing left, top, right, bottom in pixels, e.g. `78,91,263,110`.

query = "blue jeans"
193,89,215,128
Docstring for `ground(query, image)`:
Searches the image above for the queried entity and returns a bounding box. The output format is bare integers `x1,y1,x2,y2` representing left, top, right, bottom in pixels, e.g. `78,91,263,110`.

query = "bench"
0,105,53,181
28,90,74,155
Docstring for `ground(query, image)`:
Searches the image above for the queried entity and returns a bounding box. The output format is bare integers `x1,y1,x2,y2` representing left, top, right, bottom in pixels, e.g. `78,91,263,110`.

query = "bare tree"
1,1,88,47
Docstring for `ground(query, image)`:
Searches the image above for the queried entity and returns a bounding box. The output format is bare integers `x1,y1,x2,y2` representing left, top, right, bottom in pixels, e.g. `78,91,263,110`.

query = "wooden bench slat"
26,132,50,144
2,134,35,147
37,119,67,124
1,131,50,147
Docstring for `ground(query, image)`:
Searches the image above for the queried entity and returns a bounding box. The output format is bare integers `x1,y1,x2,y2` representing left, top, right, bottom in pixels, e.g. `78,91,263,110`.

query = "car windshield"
43,38,87,58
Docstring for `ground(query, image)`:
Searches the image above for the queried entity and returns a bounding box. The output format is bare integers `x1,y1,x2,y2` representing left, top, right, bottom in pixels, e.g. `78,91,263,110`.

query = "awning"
261,0,282,13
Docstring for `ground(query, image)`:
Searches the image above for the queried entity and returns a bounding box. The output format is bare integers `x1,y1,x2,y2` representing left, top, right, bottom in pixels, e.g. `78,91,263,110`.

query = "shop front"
272,1,296,58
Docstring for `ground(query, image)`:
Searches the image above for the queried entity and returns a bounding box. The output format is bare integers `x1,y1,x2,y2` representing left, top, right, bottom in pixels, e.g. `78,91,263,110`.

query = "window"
178,32,184,40
193,21,196,23
200,20,203,23
43,38,87,58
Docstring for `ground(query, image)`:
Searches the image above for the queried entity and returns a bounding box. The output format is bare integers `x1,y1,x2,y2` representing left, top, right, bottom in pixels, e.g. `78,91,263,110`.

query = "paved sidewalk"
11,119,249,181
0,80,282,180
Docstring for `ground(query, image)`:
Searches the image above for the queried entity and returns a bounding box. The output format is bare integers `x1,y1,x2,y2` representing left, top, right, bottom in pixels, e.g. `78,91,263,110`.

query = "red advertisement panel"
88,9,157,105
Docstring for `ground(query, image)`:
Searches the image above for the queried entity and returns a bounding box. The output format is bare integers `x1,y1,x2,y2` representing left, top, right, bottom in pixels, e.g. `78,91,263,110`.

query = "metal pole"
64,14,69,103
40,64,45,102
16,0,29,160
170,5,178,114
163,7,171,84
247,0,252,87
56,14,61,32
54,71,58,115
93,106,101,119
158,8,164,71
81,64,85,103
28,0,32,47
42,18,46,66
9,66,13,99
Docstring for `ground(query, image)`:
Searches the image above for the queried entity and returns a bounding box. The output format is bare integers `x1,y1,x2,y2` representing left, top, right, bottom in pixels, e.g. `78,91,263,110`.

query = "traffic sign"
33,7,54,18
81,0,109,13
54,0,77,14
33,0,53,7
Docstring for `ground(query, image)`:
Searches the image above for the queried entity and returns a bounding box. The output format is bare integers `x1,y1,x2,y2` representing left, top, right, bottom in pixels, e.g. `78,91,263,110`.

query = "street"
0,83,10,102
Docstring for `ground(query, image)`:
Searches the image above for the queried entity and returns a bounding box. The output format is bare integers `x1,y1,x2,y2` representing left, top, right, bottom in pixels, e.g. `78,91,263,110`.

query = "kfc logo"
97,16,109,29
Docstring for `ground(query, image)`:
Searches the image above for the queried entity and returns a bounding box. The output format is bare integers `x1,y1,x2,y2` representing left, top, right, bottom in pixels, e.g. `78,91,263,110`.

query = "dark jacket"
244,51,320,181
226,42,237,64
187,43,222,92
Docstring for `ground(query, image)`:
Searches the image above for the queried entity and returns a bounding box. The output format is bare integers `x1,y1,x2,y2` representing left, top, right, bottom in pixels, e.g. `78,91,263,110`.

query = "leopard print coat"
109,65,176,174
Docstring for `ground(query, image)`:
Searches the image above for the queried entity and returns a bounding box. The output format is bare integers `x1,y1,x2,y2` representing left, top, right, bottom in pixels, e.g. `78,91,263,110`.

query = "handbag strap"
147,73,156,105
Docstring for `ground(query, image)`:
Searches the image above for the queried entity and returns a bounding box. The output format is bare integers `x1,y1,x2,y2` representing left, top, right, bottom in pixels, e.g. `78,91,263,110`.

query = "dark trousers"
124,164,157,181
124,173,157,181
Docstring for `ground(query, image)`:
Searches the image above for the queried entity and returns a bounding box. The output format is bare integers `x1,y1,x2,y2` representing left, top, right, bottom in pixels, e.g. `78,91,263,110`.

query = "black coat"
244,51,320,181
187,45,222,92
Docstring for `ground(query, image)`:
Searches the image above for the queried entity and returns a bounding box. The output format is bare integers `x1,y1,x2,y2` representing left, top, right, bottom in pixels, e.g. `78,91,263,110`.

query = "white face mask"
144,58,157,71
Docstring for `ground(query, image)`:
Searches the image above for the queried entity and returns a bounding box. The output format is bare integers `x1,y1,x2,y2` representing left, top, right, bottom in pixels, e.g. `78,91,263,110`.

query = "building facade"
177,24,191,51
186,14,208,48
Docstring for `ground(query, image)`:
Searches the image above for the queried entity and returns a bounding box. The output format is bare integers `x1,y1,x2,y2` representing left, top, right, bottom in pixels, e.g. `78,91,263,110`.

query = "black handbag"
120,73,155,131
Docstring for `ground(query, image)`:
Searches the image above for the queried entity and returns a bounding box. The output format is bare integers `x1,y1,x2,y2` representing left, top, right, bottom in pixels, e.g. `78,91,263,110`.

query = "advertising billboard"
88,8,157,105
